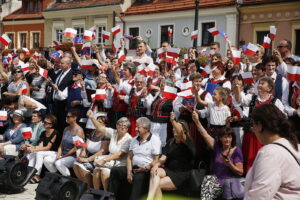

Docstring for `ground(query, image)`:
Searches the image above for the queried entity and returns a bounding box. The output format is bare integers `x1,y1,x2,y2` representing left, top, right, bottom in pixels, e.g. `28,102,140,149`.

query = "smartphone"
221,154,228,159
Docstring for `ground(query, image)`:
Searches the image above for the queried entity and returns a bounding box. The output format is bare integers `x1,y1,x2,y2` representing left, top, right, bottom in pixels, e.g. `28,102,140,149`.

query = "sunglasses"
66,115,73,118
44,121,52,125
13,71,22,74
277,45,287,48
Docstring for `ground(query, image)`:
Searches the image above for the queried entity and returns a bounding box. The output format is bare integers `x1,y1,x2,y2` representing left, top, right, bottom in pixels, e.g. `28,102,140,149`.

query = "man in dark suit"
50,57,73,137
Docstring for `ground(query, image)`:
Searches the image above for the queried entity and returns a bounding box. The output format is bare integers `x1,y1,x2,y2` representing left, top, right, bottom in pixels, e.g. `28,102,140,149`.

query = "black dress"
163,137,196,189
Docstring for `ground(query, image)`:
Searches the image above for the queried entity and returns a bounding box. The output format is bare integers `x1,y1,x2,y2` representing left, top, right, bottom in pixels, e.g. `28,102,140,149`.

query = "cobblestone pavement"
0,183,37,200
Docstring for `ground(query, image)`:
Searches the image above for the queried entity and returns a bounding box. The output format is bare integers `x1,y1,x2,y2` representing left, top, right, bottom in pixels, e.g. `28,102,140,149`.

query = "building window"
160,25,173,46
32,32,40,49
201,22,215,46
129,27,139,49
97,26,106,44
55,29,63,42
26,0,41,13
256,31,269,45
294,29,300,55
74,27,84,38
7,33,14,49
19,32,27,48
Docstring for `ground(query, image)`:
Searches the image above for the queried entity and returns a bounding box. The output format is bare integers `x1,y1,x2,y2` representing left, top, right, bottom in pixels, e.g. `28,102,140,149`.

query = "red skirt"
127,115,137,137
242,130,262,173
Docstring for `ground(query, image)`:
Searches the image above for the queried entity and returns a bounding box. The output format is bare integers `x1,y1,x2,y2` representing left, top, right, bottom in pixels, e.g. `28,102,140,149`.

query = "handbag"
223,177,245,199
189,161,207,192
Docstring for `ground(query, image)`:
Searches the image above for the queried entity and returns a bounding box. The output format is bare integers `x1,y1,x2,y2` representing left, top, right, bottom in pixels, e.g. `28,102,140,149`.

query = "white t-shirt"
207,102,231,126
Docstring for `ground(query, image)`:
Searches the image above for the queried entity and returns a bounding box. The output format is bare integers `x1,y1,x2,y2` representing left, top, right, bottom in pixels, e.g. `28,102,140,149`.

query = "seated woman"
44,109,84,176
147,112,196,200
27,114,58,183
73,113,109,189
192,111,244,200
0,110,26,156
86,110,132,191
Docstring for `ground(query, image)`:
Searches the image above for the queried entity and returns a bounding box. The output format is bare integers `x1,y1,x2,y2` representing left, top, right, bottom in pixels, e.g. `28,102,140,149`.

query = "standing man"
277,39,300,62
127,40,153,65
210,42,221,54
109,117,161,200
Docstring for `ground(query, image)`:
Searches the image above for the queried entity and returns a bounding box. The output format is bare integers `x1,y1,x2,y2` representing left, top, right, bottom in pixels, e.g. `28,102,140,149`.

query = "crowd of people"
0,33,300,200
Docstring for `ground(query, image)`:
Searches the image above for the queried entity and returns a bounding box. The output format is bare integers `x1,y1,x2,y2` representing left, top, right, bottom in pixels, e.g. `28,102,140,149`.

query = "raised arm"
86,110,106,136
70,46,82,66
170,112,187,143
192,111,214,149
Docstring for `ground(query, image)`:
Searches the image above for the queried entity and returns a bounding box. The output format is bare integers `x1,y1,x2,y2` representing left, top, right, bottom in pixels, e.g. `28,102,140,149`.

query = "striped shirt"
207,102,231,126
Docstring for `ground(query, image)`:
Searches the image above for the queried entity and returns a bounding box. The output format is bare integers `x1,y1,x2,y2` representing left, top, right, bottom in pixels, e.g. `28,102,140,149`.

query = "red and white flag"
33,51,39,59
162,86,177,100
241,72,254,84
81,59,94,70
0,34,11,46
232,50,241,65
23,48,30,55
102,30,110,40
137,63,147,75
146,63,156,76
165,55,174,64
286,66,300,82
177,89,193,99
73,136,86,147
200,65,212,77
0,111,7,121
184,54,189,64
88,26,97,40
167,48,180,58
191,30,198,40
21,127,32,139
7,53,13,62
157,48,165,59
112,38,121,53
53,41,61,47
263,35,271,49
168,27,173,37
244,43,258,56
270,26,277,41
21,84,28,95
39,68,48,78
20,63,30,74
83,30,93,41
180,81,192,92
111,25,121,35
91,94,96,102
95,89,107,100
208,27,219,36
64,28,77,38
118,50,126,63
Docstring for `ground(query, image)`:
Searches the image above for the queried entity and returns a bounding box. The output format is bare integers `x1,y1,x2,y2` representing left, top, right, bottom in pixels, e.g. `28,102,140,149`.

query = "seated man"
108,117,161,200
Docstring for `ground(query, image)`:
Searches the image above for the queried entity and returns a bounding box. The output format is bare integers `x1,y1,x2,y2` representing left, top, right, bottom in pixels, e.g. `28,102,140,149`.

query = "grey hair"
136,117,151,130
134,74,146,84
117,117,131,128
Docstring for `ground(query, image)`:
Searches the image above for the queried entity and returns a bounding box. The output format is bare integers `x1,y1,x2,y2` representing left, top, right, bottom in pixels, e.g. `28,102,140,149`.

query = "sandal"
30,176,40,184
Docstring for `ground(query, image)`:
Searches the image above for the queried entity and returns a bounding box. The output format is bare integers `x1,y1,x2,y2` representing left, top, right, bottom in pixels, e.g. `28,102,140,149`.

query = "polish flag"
21,84,28,95
112,38,121,53
286,66,300,82
111,25,121,35
137,63,147,75
263,35,271,49
91,94,96,102
184,54,189,64
21,127,32,139
64,28,77,38
180,81,193,91
200,65,212,77
270,26,277,41
88,26,97,40
83,30,93,41
81,59,94,70
73,136,86,147
191,30,198,40
118,50,126,63
123,34,134,40
167,48,180,58
33,51,39,60
7,53,13,62
244,43,258,56
146,63,156,76
0,111,7,121
20,63,30,74
53,41,61,47
177,89,193,98
232,50,241,65
0,34,11,46
168,27,173,37
157,48,165,59
208,27,219,36
95,89,107,100
165,55,174,64
23,48,30,55
39,68,48,78
241,72,254,84
162,86,177,100
102,30,110,40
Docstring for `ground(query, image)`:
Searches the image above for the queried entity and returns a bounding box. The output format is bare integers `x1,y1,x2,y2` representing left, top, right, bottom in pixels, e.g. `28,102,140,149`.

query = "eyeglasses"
13,71,22,74
66,115,73,118
277,45,287,48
